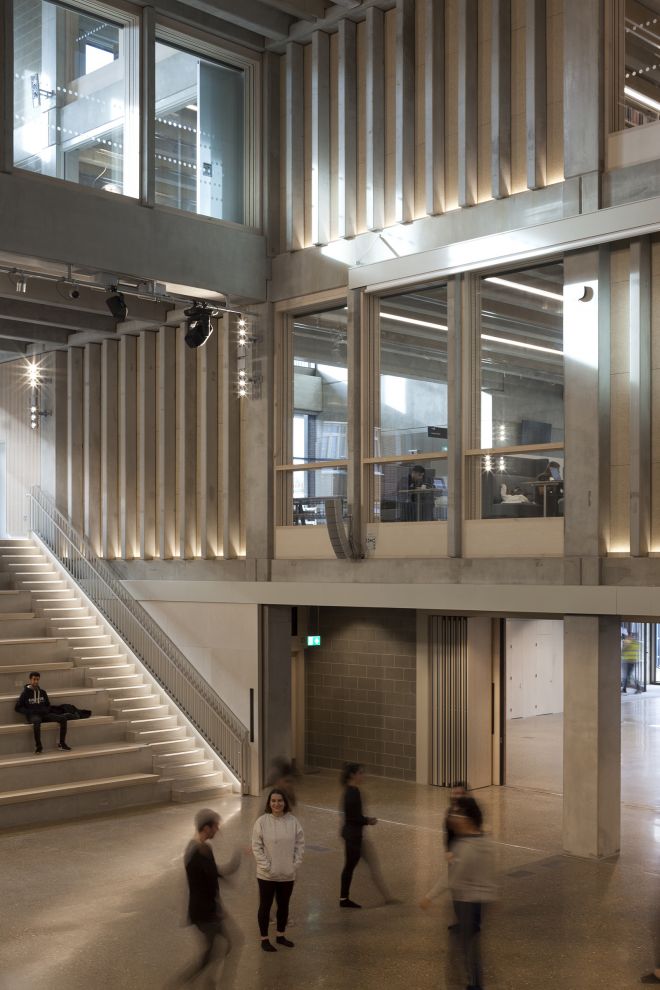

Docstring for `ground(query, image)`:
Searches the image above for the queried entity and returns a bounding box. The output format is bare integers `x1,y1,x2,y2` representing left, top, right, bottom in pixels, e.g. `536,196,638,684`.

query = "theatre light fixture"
184,302,215,348
105,285,128,321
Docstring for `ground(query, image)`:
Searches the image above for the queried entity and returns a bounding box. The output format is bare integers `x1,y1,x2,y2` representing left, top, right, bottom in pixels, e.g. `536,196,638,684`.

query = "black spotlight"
184,302,214,348
106,285,128,321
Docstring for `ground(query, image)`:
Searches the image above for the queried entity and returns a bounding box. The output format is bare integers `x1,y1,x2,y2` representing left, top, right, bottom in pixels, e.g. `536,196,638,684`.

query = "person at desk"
398,464,435,521
535,460,563,517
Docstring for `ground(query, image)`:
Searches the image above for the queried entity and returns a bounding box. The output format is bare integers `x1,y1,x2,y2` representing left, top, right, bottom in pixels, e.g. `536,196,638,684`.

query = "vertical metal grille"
430,615,468,787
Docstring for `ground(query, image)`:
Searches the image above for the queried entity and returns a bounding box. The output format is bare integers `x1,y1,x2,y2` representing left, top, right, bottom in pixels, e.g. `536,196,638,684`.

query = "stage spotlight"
106,286,128,321
184,302,214,348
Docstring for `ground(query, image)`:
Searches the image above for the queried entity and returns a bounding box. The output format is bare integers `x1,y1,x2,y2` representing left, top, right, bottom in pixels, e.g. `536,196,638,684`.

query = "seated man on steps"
15,671,71,755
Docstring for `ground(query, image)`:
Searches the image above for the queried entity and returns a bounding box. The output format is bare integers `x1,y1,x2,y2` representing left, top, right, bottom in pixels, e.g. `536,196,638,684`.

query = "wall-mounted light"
236,314,261,399
25,360,51,431
105,285,128,322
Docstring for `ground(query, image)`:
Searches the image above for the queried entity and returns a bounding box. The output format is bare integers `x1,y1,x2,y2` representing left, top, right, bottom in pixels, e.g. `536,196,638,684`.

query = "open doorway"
505,619,563,792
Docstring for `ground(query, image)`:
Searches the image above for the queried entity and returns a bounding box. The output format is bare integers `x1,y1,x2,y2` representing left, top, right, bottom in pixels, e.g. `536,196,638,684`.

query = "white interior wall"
506,619,564,719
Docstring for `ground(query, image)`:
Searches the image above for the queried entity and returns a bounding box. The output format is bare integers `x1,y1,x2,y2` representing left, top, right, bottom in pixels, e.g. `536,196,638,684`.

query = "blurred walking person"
174,808,244,989
420,796,497,990
621,630,643,694
339,763,395,908
252,788,304,951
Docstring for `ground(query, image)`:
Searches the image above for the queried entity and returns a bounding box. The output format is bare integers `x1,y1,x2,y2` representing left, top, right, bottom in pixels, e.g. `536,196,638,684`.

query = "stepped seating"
0,538,233,828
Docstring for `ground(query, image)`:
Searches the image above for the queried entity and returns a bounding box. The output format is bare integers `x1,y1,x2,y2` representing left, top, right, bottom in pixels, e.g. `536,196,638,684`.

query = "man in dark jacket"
15,671,71,754
173,808,243,988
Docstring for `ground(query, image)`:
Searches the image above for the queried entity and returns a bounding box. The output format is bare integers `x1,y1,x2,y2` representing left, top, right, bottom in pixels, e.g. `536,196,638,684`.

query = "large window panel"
476,261,564,521
377,285,449,458
155,41,245,223
13,0,136,194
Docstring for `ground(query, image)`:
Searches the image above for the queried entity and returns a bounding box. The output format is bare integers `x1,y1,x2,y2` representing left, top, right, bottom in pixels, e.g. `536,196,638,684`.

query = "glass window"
291,467,348,526
155,41,245,223
13,0,134,195
624,1,660,127
480,263,564,449
474,450,564,520
292,308,348,464
377,285,449,458
373,458,448,523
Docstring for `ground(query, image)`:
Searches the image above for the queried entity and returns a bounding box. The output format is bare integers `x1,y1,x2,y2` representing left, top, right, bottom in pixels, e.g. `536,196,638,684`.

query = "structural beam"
457,0,478,207
424,0,445,216
169,0,291,39
0,320,70,345
491,0,511,199
311,31,331,246
337,18,357,239
365,6,385,231
526,0,546,191
395,0,415,224
0,298,117,333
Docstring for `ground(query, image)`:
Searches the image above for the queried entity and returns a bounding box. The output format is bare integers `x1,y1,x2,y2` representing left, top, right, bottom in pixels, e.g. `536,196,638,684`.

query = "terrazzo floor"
3,692,660,990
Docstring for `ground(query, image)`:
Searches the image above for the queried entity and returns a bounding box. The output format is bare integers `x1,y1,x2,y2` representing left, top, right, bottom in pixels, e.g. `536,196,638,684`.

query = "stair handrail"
27,486,251,792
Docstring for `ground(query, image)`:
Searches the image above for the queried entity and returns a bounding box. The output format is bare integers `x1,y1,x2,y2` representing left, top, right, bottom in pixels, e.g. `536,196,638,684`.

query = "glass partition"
377,284,449,458
480,263,564,450
290,466,348,526
623,1,660,127
468,449,565,520
292,308,348,464
14,0,133,193
154,41,245,222
372,457,448,523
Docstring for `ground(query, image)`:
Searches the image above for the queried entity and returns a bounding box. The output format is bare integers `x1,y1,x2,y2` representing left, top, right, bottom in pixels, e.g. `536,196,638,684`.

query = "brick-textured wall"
305,607,416,780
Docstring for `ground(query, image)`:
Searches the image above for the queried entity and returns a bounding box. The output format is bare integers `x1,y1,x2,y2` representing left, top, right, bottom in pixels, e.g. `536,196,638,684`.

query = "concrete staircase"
0,538,234,828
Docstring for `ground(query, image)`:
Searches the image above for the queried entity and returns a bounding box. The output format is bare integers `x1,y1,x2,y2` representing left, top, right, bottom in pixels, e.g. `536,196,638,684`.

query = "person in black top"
174,808,243,989
15,671,70,754
339,763,394,908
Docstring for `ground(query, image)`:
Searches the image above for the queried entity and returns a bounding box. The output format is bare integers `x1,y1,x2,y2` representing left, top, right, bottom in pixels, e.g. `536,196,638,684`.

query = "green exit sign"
307,635,321,647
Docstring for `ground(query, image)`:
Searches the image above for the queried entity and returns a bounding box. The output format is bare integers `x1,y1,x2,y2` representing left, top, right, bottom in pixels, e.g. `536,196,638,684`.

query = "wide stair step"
0,662,82,694
0,717,126,756
0,686,108,722
0,741,152,789
0,591,32,613
171,773,232,802
0,639,70,664
0,773,168,829
0,617,47,639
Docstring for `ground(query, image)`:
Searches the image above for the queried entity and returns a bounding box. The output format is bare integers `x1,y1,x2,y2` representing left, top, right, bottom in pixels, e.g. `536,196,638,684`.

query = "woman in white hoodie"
252,788,304,952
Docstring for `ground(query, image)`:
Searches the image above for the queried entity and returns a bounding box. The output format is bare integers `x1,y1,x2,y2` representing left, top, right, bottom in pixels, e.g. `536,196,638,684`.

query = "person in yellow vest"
621,632,643,694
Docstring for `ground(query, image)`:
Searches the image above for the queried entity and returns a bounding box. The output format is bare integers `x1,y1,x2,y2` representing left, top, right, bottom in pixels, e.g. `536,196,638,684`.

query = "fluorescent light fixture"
380,311,448,331
185,104,198,111
481,333,563,356
484,276,563,302
624,85,660,114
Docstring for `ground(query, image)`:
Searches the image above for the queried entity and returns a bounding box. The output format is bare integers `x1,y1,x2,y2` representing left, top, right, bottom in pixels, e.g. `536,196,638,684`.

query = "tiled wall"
305,607,416,780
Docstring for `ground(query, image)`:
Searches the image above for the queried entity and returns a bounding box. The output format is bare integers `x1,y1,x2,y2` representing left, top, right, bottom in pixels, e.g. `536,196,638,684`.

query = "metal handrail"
27,486,251,791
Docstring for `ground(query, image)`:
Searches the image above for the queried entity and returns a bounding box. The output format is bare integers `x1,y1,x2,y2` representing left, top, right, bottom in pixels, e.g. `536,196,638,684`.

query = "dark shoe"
34,745,43,754
340,898,362,908
261,940,277,953
275,936,294,948
622,689,627,694
57,742,71,751
448,922,460,933
641,975,660,984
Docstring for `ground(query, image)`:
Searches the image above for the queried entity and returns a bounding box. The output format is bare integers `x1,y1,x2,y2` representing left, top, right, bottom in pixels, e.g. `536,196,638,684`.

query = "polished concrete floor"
4,696,660,990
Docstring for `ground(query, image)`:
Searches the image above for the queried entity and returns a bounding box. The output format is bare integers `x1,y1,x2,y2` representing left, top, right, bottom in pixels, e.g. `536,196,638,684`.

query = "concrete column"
337,19,357,239
67,347,84,533
424,0,445,216
0,0,13,174
157,327,176,559
138,330,156,559
394,0,415,224
119,334,137,559
564,248,610,566
491,0,511,199
457,0,478,207
365,6,385,231
243,304,272,571
563,0,603,181
101,338,119,558
310,30,330,246
629,237,651,557
525,0,546,190
284,42,304,252
83,343,101,553
260,604,293,786
563,616,621,858
221,314,241,559
139,4,155,207
263,52,281,256
176,327,197,558
40,351,67,514
197,326,219,559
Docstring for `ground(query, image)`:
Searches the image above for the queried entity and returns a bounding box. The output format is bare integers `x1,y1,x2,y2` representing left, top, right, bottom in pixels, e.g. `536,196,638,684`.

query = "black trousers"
257,879,294,937
455,901,483,989
340,836,362,899
29,713,67,746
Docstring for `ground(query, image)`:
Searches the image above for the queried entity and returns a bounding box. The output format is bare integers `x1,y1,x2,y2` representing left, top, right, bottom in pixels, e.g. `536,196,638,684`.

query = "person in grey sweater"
252,788,304,952
420,796,497,990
